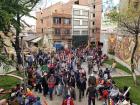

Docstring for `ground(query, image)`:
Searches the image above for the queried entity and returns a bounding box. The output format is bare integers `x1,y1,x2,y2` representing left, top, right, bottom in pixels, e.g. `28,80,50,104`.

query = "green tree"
108,6,140,85
0,0,40,69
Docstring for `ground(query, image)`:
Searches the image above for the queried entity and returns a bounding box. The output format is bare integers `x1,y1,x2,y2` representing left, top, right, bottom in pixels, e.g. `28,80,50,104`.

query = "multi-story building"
72,0,102,44
36,0,102,48
72,4,90,46
36,1,72,48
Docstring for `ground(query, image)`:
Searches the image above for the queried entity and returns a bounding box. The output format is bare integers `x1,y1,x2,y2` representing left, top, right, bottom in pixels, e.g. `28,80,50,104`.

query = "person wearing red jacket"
62,95,74,105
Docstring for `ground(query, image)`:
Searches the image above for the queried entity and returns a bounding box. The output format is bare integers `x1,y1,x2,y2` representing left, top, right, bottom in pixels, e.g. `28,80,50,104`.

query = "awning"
31,37,42,43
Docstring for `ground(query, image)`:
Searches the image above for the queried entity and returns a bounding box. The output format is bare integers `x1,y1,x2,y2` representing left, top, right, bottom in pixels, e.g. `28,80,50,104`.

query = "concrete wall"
72,4,90,36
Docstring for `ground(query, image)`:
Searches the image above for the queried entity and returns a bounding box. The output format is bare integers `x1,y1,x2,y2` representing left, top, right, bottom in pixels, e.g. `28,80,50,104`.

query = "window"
74,20,80,26
41,19,43,24
73,30,80,35
53,17,61,24
82,10,89,16
93,14,95,17
92,29,94,33
42,28,43,33
74,0,79,4
63,29,71,35
82,20,88,26
74,10,80,15
55,28,61,35
92,21,95,25
63,18,71,25
133,1,139,9
82,30,88,35
93,5,95,9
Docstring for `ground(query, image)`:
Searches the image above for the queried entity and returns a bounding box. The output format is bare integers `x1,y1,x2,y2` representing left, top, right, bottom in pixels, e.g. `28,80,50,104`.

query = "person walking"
86,84,96,105
47,74,56,100
42,73,49,96
77,76,86,102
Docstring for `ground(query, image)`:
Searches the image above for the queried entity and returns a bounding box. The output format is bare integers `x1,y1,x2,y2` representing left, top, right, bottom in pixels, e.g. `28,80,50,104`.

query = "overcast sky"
23,0,120,26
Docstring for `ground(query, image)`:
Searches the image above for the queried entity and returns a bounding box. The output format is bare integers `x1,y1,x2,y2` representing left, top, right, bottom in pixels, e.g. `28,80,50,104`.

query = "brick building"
36,1,72,48
36,0,102,48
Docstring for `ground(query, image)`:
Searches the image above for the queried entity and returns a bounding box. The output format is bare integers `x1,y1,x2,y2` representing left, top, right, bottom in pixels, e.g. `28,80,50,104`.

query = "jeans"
79,89,85,101
88,97,95,105
43,87,48,96
35,83,42,93
49,88,54,100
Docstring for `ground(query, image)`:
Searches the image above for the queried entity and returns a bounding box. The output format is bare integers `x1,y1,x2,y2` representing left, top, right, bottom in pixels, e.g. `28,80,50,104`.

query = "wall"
36,1,72,34
72,4,90,36
108,34,140,72
95,0,102,42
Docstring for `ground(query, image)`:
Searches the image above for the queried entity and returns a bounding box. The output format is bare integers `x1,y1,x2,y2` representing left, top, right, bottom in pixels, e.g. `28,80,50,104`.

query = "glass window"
92,21,95,25
55,28,61,35
41,19,43,24
74,0,79,4
73,30,80,35
93,14,95,17
74,20,80,26
42,28,43,33
63,29,71,35
92,29,94,33
82,20,88,26
74,10,80,15
82,30,88,35
63,18,71,25
53,17,61,24
93,5,95,9
82,10,89,16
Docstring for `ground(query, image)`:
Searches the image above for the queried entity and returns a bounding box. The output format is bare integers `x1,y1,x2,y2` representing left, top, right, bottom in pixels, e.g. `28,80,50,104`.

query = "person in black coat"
69,75,76,88
86,84,96,105
41,73,49,96
77,76,86,101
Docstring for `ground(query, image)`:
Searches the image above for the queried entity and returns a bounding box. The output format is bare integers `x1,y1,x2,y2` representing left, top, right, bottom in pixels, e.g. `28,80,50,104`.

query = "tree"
108,6,140,85
0,0,40,69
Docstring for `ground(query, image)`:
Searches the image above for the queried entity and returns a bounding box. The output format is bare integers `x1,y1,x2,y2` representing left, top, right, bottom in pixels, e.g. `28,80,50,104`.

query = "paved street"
35,62,103,105
35,62,130,105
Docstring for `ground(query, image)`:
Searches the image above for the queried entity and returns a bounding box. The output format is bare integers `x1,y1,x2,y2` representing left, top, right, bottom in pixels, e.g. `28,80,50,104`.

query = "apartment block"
72,5,89,36
73,0,102,43
36,0,102,48
36,2,72,48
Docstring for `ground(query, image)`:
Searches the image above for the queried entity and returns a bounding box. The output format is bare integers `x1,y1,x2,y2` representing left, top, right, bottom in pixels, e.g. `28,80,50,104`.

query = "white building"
72,4,90,36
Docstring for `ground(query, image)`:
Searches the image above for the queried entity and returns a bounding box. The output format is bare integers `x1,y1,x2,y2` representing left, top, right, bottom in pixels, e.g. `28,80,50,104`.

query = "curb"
0,74,23,80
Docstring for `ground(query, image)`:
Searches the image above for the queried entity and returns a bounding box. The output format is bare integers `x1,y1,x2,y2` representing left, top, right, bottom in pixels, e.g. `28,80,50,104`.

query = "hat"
91,73,94,76
44,73,47,76
11,93,16,97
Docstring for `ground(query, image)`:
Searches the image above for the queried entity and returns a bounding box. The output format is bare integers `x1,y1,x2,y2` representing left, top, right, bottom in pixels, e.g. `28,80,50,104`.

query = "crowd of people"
0,46,132,105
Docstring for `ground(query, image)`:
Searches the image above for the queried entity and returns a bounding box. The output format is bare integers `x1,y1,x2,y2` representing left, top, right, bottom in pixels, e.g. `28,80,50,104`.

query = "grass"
113,76,140,105
0,75,20,99
103,59,132,74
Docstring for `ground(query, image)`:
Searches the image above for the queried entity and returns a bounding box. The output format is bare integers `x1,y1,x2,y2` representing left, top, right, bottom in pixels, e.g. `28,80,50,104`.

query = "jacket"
62,97,74,105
